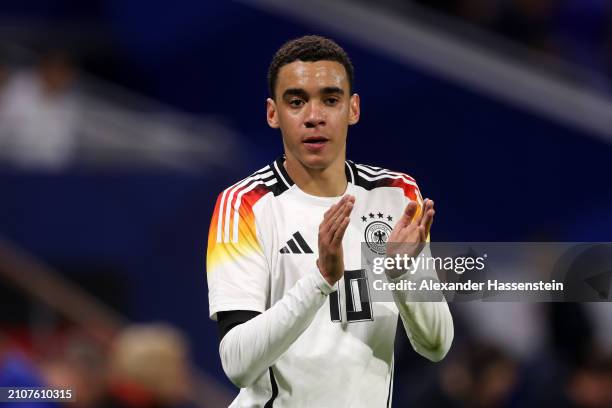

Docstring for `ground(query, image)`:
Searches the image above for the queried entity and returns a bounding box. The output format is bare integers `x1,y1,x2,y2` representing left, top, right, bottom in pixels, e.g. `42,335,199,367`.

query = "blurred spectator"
453,302,546,360
0,51,78,171
566,354,612,408
0,334,59,408
422,342,519,407
40,332,107,408
547,303,594,368
99,324,192,408
584,303,612,354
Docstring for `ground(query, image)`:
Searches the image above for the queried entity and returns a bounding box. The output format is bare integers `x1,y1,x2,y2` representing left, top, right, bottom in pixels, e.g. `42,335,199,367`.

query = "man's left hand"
386,198,435,259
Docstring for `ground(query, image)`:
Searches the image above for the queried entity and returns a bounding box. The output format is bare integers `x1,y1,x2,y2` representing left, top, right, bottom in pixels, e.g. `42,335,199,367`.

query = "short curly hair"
268,35,354,99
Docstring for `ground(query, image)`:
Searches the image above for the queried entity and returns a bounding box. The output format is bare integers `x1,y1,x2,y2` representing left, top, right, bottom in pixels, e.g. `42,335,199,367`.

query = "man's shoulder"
214,160,290,210
349,160,420,196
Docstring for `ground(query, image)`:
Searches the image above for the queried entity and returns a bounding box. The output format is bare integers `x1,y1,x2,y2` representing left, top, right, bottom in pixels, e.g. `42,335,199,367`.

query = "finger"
413,199,425,226
414,198,431,226
331,216,350,245
418,199,433,226
419,207,434,230
321,196,353,239
321,197,347,236
419,199,434,232
324,195,347,221
418,225,427,241
397,201,418,229
422,208,435,237
328,195,355,225
328,197,348,226
328,199,354,237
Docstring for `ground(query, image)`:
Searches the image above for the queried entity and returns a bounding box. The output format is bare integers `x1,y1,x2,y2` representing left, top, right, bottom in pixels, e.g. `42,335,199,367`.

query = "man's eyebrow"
320,86,344,95
282,88,308,99
282,87,345,99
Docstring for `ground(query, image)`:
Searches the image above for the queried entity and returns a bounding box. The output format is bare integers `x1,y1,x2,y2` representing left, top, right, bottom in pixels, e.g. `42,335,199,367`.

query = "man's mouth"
302,136,328,145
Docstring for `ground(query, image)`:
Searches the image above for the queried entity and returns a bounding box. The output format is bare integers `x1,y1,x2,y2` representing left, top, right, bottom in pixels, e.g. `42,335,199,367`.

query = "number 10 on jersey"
329,269,373,322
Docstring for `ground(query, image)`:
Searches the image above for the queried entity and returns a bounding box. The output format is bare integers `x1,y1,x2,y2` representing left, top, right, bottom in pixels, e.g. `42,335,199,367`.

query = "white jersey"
207,156,446,407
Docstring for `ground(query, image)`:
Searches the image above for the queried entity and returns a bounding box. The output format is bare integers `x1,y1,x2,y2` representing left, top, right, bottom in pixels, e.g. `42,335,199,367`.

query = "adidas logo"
279,232,313,254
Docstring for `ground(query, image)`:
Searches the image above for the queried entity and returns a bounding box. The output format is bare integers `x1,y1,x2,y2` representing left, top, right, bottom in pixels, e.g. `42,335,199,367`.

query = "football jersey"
207,156,426,407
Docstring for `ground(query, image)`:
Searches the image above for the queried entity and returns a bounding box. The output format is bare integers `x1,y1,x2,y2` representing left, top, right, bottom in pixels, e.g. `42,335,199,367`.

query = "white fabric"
219,271,334,388
386,248,454,362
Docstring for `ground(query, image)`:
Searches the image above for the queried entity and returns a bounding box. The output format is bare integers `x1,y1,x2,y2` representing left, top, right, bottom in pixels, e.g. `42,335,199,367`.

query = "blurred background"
1,0,612,407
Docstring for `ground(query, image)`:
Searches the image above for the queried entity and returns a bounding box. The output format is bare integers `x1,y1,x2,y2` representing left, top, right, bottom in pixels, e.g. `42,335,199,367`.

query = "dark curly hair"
267,35,354,99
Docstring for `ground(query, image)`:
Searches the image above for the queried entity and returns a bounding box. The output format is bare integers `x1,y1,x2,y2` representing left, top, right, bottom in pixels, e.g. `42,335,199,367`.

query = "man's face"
267,60,360,170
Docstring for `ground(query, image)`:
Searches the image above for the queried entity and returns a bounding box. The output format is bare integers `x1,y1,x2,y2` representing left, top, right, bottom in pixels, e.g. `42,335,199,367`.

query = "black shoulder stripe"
351,162,387,190
245,165,273,180
352,162,417,191
354,171,385,191
358,163,384,172
268,157,293,196
345,160,357,183
227,165,281,199
262,173,277,183
355,164,416,183
225,165,275,195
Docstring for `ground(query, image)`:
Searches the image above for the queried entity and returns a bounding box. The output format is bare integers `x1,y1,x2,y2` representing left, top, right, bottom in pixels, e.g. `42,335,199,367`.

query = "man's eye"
325,98,339,106
289,99,304,107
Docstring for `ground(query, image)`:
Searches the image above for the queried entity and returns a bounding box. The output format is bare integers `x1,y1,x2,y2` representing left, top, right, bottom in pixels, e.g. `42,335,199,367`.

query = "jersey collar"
273,156,356,190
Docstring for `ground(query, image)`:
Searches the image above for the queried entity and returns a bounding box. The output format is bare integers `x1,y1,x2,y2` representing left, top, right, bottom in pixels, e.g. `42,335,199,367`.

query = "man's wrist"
383,253,414,279
313,269,337,295
316,259,339,287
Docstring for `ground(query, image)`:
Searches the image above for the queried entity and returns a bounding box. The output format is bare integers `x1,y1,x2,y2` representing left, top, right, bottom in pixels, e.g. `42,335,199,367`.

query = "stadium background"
1,1,612,407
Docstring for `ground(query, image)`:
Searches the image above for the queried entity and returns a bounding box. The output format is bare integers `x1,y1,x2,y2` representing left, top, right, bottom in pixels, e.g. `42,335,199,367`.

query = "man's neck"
284,155,347,197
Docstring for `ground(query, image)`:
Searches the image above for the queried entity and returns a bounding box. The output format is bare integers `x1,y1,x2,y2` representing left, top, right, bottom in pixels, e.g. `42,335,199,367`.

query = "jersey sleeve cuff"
312,269,337,295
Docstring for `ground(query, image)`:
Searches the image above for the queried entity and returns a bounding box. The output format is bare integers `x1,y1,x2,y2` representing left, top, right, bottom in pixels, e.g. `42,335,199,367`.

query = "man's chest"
263,189,407,296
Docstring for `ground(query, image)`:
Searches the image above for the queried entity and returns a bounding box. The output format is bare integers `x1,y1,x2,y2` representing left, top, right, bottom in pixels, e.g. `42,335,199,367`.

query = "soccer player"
206,35,453,407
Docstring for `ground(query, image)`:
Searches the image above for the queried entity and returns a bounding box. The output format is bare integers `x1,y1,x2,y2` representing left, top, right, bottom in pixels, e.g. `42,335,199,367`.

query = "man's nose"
304,101,325,128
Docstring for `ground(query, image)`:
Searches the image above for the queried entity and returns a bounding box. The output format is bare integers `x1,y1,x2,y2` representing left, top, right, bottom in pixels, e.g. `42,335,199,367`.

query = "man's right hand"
317,195,355,286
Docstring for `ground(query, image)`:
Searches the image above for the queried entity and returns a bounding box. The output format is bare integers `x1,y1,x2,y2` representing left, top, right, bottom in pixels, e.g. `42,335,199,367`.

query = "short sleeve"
206,187,270,321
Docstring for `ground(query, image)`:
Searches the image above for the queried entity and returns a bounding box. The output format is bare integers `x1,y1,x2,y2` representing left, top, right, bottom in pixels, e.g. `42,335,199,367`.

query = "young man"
206,35,453,407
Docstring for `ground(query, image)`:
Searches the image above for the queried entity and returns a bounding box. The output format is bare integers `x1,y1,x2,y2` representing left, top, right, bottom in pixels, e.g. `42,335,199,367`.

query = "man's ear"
348,93,360,125
267,98,280,128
